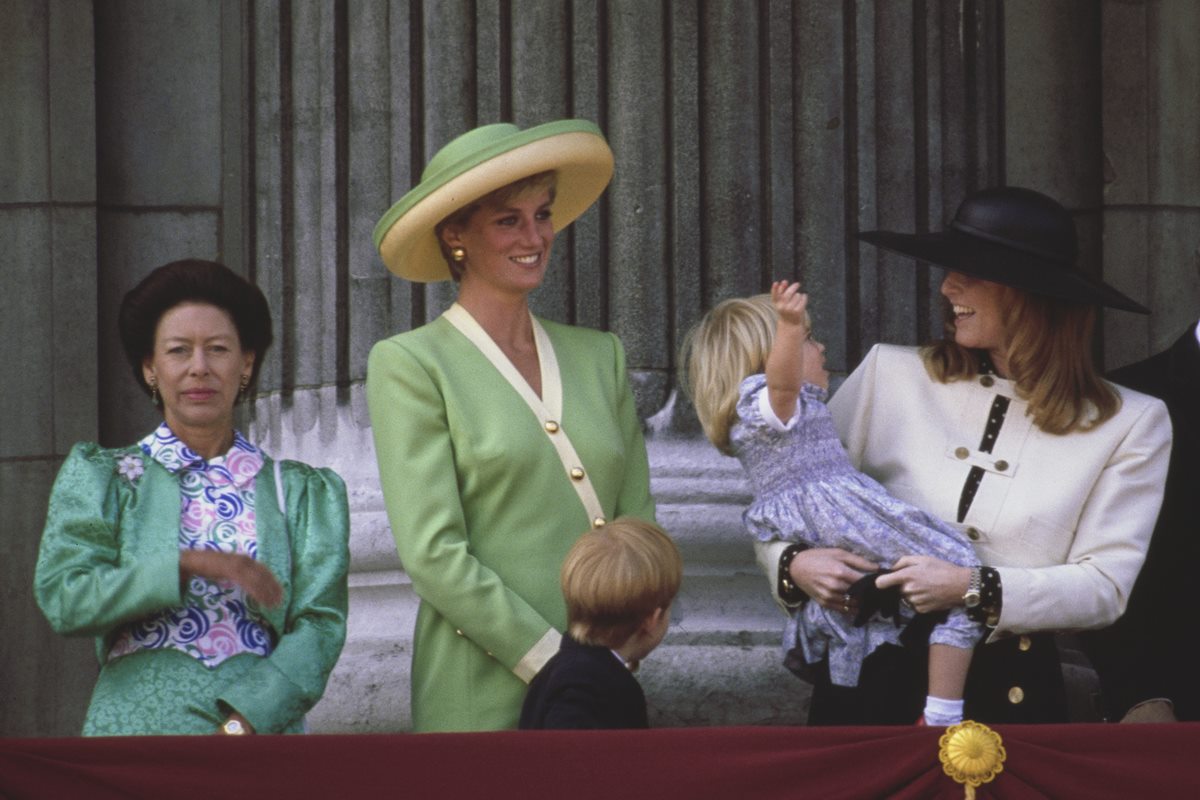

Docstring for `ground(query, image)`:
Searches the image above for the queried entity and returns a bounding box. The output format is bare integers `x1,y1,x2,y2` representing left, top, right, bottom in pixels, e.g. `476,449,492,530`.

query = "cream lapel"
443,302,607,527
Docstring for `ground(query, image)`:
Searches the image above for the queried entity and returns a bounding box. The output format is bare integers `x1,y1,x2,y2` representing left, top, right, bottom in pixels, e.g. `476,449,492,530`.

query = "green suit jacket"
34,441,350,734
367,314,655,732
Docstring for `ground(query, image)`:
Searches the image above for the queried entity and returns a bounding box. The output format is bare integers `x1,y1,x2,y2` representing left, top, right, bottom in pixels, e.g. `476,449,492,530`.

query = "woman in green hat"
367,120,657,731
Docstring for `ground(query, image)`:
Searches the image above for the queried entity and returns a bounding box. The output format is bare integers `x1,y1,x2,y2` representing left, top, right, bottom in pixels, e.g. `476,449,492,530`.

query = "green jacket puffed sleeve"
35,443,184,645
35,443,349,735
217,460,350,733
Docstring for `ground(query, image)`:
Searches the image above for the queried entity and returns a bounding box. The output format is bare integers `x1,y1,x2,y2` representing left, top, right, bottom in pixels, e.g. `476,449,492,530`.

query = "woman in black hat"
757,187,1171,724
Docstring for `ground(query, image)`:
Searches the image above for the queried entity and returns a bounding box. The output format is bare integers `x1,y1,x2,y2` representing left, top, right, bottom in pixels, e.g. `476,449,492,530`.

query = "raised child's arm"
764,281,809,422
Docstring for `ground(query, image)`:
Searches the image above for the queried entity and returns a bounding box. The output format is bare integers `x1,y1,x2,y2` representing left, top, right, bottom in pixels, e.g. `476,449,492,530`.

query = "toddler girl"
684,281,982,726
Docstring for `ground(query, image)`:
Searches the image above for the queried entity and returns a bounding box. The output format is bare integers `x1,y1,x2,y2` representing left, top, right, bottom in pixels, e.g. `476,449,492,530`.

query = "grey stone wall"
1096,0,1200,362
4,0,1200,736
246,0,1003,420
1,0,244,735
94,0,246,447
1005,0,1200,362
1,0,100,736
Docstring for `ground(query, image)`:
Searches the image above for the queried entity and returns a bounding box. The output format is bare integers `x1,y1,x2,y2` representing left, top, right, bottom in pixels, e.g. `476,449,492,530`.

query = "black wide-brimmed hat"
857,186,1148,314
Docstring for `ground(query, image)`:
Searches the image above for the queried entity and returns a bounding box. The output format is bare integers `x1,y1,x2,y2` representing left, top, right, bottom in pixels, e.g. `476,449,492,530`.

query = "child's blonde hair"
562,517,682,649
681,294,811,454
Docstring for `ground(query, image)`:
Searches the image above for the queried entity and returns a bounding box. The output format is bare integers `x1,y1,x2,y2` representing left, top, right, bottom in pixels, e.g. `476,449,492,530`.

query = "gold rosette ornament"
938,720,1006,799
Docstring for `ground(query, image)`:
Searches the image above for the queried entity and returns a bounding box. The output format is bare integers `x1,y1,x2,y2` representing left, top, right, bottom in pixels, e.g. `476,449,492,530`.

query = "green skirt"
83,649,304,736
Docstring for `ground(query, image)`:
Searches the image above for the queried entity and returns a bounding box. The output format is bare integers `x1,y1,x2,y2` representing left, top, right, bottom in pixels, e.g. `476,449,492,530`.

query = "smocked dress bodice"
731,374,980,686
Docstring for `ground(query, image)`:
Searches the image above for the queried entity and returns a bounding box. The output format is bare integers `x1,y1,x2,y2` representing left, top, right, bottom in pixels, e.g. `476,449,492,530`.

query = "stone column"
0,0,98,737
94,0,244,446
1099,0,1200,367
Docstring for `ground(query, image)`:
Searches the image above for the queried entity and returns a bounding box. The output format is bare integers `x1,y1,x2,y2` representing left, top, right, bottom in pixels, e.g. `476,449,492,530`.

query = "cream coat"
828,344,1170,641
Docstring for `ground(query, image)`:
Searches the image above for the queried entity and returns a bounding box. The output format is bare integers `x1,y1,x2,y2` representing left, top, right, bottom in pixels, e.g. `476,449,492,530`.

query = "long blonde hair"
922,287,1119,433
681,295,809,454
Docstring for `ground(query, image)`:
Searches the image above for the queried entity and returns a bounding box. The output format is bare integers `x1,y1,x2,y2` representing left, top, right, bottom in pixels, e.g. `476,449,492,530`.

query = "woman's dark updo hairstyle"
118,259,274,401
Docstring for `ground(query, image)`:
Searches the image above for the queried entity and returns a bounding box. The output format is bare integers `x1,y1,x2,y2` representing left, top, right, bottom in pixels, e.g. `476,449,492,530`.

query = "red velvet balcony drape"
2,724,1197,799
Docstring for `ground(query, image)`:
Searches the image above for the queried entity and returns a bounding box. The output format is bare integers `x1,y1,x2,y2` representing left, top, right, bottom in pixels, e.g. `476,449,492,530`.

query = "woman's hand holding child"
874,555,971,614
789,547,879,613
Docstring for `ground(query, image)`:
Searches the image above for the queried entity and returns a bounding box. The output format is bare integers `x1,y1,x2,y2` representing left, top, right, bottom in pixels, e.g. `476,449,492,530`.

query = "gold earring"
451,247,466,262
238,374,250,402
149,378,159,406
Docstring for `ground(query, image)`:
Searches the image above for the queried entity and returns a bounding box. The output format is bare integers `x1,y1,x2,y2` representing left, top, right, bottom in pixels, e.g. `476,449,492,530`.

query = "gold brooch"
938,720,1006,799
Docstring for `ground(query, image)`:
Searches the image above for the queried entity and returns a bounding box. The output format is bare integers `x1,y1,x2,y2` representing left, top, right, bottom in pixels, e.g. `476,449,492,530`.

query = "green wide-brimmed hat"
373,119,615,282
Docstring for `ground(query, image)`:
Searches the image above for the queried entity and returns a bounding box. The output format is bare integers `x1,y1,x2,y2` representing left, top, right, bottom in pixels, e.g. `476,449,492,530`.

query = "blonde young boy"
519,518,682,730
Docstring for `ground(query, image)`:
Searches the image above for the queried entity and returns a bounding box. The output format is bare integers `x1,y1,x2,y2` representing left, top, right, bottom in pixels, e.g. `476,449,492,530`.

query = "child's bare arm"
765,281,809,422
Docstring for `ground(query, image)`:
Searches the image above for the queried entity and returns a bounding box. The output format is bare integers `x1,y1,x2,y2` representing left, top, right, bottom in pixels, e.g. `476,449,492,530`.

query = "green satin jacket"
34,440,350,734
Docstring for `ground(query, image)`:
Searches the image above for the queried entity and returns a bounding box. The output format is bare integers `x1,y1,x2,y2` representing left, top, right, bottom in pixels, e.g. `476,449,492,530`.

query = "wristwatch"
221,718,248,736
963,567,982,609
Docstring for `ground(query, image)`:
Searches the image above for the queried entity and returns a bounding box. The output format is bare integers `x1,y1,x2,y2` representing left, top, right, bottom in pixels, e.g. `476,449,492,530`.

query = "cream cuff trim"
514,628,562,684
753,538,792,614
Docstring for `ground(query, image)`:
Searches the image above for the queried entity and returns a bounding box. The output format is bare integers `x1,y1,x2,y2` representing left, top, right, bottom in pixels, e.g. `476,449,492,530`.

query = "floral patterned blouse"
106,423,274,667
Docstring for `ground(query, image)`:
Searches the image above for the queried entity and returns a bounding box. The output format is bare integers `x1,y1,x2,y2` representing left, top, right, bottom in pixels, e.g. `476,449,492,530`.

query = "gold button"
1018,635,1032,651
570,467,585,481
592,517,607,528
994,459,1009,472
486,650,494,657
455,628,464,637
544,420,559,433
980,375,995,388
966,527,981,541
955,447,970,459
1008,686,1025,704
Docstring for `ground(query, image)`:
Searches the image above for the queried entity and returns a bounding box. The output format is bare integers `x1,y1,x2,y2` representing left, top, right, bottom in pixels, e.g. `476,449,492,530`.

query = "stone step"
315,577,791,732
342,570,784,645
349,501,764,572
641,642,808,727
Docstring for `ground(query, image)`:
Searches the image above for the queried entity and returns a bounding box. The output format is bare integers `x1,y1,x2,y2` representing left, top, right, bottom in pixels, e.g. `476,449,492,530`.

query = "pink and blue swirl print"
107,423,274,668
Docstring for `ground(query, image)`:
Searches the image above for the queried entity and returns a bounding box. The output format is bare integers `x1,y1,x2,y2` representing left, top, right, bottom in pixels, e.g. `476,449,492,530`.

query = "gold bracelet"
778,543,809,605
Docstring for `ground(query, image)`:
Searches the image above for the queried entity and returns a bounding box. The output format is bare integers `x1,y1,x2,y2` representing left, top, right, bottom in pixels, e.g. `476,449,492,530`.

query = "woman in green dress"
368,120,657,731
35,259,349,735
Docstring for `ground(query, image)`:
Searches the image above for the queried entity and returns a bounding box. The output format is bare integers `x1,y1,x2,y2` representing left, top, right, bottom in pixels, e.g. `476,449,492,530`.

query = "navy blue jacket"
519,634,648,729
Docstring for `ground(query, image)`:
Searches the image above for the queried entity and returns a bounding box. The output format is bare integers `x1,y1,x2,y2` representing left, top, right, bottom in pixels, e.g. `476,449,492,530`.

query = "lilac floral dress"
732,374,982,687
